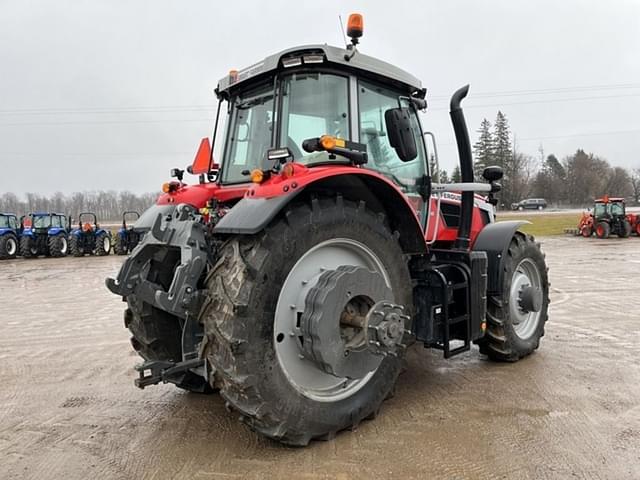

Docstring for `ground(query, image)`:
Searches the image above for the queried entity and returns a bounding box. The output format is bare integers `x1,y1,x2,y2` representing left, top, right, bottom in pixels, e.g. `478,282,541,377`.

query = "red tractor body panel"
157,182,249,207
156,161,491,249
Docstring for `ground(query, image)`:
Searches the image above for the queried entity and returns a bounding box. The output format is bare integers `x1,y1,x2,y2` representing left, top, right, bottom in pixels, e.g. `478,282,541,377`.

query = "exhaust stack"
449,85,474,250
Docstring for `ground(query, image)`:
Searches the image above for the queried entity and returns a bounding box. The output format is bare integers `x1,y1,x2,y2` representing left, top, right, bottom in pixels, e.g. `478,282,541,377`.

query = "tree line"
0,191,158,223
432,111,640,208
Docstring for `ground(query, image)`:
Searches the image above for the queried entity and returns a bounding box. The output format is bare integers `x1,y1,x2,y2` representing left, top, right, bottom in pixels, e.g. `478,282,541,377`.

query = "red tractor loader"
107,14,549,446
577,196,633,238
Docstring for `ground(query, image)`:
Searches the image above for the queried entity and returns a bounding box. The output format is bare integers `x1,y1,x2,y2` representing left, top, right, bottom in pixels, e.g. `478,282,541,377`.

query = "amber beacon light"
347,13,363,43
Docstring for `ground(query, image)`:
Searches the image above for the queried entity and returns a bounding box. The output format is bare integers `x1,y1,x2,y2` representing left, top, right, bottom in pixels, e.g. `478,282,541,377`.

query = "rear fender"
48,227,65,236
471,220,530,295
213,172,427,255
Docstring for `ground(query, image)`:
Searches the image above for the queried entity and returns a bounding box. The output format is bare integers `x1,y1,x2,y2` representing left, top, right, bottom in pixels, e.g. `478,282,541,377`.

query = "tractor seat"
83,223,93,232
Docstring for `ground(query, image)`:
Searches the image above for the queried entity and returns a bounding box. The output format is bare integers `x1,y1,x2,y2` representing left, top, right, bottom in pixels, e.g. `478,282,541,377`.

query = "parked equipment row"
0,211,141,260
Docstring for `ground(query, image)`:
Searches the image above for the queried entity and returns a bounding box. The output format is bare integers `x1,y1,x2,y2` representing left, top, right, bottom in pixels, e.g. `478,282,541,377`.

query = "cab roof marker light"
302,54,324,64
282,57,303,68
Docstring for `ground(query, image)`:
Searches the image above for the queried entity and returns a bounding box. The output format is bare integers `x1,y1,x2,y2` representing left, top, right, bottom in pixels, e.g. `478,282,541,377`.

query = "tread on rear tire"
201,197,412,446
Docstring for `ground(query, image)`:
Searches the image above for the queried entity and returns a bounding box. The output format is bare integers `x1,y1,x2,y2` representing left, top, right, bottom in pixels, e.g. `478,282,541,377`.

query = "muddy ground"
0,236,639,479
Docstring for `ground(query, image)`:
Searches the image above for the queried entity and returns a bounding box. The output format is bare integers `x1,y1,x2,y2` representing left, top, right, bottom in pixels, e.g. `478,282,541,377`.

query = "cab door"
357,79,428,226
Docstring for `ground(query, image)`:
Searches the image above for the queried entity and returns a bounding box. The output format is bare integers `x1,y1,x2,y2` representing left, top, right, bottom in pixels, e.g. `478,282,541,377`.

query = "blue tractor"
68,212,112,256
113,211,141,255
20,212,69,258
0,213,20,260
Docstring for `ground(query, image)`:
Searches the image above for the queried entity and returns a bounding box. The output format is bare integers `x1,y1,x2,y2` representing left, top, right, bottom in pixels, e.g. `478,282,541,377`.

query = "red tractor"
578,196,633,238
107,14,549,446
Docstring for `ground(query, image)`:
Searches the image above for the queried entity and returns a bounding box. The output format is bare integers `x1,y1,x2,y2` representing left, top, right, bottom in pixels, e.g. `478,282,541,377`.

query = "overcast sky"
1,0,639,196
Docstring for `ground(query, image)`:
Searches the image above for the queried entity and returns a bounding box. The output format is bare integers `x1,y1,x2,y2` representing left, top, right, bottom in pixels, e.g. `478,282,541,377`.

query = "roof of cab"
217,44,423,95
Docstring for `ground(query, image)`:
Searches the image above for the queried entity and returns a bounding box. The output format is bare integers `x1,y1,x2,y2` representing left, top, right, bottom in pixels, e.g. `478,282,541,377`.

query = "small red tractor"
107,14,549,445
576,196,636,238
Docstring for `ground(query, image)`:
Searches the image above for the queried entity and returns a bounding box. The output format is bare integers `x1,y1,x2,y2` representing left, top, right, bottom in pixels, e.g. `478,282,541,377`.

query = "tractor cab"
20,213,69,258
589,196,631,238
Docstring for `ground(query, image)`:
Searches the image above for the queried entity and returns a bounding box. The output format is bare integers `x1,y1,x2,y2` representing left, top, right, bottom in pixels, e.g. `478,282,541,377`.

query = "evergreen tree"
493,111,512,169
451,166,461,183
473,118,493,180
493,111,515,204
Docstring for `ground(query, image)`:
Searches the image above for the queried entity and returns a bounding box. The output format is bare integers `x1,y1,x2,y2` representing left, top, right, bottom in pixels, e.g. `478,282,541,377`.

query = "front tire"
595,222,610,239
202,198,412,445
0,234,18,259
480,232,549,362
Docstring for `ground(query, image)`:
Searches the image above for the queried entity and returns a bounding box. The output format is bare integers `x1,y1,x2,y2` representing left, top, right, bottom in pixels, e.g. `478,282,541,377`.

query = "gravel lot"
1,236,639,479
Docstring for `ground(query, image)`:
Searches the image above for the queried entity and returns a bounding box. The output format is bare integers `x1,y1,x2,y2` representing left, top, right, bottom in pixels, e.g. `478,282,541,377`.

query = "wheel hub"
300,265,406,379
518,285,542,313
365,301,408,354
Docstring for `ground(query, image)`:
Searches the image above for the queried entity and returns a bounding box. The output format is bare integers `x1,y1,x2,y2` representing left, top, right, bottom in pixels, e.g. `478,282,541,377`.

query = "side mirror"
482,165,503,182
384,108,417,162
188,137,213,175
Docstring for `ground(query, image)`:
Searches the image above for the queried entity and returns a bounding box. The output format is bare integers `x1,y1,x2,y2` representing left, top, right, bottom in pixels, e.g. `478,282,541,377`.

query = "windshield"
221,82,275,183
0,215,9,228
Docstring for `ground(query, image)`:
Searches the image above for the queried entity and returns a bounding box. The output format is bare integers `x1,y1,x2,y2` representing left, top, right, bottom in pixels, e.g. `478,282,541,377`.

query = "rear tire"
595,222,610,239
95,232,111,256
20,236,37,258
49,233,68,257
201,198,412,445
479,232,549,362
0,234,18,259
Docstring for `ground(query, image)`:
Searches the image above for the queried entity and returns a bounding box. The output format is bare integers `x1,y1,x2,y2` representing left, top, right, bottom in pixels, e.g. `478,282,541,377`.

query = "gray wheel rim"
103,236,111,253
509,258,542,340
7,238,17,256
274,238,390,402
